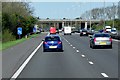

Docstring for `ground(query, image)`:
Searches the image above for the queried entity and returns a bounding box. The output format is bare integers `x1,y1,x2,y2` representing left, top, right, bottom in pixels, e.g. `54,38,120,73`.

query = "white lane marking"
81,55,85,57
101,73,109,77
88,61,94,65
76,50,79,53
66,40,68,42
112,39,120,42
73,47,75,49
70,45,73,46
11,41,43,79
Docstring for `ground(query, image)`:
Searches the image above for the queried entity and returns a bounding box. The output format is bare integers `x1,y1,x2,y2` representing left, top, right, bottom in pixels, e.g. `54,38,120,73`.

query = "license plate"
100,42,106,45
49,46,57,48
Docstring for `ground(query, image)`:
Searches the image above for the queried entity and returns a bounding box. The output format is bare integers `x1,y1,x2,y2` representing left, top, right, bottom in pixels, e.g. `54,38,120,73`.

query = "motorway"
15,33,118,78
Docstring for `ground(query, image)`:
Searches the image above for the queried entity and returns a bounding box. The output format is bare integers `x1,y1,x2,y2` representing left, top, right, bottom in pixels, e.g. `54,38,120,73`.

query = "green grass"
0,33,40,51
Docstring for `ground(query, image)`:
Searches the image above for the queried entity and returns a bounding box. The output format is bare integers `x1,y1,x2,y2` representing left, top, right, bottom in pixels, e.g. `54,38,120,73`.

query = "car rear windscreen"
95,34,110,37
82,30,87,32
45,37,60,41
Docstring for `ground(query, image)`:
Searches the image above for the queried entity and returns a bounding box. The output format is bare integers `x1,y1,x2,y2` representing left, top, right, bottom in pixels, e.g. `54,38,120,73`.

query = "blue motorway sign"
33,27,36,33
17,27,22,35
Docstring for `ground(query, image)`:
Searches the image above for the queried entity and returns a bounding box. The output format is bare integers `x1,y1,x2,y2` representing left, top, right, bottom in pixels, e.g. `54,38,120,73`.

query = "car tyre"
80,34,82,36
43,48,46,52
90,44,92,48
91,44,95,49
109,45,112,49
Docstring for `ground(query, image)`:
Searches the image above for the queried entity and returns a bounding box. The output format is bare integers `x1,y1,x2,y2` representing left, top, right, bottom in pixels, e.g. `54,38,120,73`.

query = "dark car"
89,33,112,49
43,35,63,52
80,29,89,36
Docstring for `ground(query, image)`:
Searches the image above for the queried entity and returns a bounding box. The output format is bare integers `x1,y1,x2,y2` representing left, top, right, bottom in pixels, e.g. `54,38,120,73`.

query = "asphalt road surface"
14,33,118,78
3,34,118,78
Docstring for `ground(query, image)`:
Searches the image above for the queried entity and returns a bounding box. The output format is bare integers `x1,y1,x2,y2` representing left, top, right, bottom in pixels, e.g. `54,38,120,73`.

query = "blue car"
43,35,63,52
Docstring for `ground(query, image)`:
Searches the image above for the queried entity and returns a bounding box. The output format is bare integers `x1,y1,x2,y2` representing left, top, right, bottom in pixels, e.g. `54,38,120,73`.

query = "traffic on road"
2,1,119,80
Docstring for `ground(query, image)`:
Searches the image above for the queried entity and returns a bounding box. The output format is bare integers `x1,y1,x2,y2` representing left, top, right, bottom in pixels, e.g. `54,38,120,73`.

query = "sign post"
17,27,22,39
33,27,36,33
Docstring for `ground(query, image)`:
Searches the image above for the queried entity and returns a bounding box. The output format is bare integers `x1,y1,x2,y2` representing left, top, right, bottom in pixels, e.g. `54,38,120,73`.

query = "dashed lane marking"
73,47,75,49
101,73,109,78
76,50,79,53
81,55,85,57
88,61,94,65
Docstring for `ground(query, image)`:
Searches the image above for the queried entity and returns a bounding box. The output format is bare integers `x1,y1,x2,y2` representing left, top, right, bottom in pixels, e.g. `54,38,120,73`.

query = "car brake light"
44,42,47,44
94,38,96,42
109,38,112,42
58,41,61,44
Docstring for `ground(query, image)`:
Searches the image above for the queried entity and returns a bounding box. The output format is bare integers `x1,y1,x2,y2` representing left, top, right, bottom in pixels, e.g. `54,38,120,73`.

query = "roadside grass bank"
0,33,40,51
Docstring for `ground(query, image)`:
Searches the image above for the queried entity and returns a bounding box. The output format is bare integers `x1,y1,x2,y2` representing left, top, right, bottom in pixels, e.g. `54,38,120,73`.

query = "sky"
29,1,119,19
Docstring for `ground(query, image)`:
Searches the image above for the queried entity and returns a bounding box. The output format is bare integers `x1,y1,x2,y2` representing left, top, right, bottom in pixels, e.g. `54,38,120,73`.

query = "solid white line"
76,50,79,53
101,73,109,77
81,55,85,57
88,61,94,65
70,45,73,46
11,41,43,79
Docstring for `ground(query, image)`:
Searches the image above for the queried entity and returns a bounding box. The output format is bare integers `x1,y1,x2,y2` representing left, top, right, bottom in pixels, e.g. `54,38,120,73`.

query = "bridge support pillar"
62,22,64,27
85,22,87,30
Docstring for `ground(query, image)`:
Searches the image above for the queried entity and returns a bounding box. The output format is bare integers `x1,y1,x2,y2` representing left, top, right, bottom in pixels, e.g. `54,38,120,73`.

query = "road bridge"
38,19,100,29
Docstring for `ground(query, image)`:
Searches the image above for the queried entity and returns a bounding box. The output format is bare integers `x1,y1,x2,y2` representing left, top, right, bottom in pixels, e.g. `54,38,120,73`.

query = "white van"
105,26,111,32
64,26,72,35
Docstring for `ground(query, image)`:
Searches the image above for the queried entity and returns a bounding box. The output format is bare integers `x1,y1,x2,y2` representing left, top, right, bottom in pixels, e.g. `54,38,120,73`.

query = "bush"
2,29,16,43
92,24,103,31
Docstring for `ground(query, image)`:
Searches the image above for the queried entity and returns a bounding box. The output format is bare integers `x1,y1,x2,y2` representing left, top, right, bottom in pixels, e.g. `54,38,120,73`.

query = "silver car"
90,33,112,49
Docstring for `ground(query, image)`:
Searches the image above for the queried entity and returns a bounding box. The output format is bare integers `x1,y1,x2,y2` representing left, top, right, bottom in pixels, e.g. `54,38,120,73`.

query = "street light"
90,2,92,30
104,0,106,29
112,3,115,28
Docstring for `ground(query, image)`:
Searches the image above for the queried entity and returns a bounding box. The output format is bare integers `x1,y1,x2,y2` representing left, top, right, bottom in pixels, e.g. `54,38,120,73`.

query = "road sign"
17,27,22,35
33,27,36,33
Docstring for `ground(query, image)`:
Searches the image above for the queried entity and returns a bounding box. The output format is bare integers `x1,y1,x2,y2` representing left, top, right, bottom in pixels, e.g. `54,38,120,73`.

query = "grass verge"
0,33,40,51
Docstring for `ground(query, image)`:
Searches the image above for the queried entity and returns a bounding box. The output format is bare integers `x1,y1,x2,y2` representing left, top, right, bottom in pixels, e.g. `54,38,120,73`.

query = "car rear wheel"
90,44,92,48
43,48,47,52
91,44,95,49
108,45,112,49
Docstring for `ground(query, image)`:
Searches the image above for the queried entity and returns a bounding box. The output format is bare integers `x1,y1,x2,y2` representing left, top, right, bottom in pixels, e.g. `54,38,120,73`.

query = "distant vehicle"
105,26,111,33
34,24,41,33
43,35,63,52
72,29,80,33
59,29,62,33
99,29,104,33
90,33,112,49
64,26,72,35
56,29,59,34
110,28,117,35
80,29,89,36
50,27,56,34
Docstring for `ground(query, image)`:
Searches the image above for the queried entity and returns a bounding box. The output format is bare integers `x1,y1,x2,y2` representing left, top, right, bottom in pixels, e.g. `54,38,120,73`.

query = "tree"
2,2,38,42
